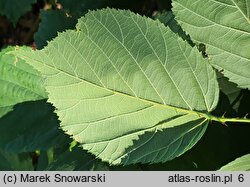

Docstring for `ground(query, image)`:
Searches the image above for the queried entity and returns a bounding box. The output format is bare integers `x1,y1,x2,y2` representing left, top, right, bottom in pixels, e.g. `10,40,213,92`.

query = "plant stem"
209,116,250,124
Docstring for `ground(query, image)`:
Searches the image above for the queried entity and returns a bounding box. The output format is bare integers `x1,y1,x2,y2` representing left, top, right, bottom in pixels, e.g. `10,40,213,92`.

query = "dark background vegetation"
0,0,172,48
0,0,249,171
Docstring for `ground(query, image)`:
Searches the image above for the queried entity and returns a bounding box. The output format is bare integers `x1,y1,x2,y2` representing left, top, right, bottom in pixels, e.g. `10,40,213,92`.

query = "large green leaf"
0,0,37,24
219,154,250,171
0,47,46,118
14,9,219,165
172,0,250,89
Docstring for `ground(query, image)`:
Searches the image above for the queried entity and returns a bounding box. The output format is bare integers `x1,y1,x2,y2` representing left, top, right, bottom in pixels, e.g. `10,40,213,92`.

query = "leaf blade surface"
173,0,250,89
0,47,46,118
14,9,219,164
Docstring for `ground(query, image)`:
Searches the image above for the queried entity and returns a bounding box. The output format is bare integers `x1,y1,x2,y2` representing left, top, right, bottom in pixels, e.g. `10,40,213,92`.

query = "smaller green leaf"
0,0,37,25
172,0,250,89
117,118,208,165
0,46,46,118
219,154,250,171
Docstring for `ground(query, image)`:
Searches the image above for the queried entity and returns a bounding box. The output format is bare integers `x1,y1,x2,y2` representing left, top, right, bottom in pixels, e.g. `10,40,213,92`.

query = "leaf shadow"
155,11,195,47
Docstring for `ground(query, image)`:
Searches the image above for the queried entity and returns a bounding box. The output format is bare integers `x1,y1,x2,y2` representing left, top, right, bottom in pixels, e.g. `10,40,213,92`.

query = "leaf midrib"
15,51,207,118
91,10,196,110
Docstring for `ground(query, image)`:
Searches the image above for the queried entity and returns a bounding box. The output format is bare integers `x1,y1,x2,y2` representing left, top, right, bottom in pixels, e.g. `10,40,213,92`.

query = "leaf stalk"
209,116,250,124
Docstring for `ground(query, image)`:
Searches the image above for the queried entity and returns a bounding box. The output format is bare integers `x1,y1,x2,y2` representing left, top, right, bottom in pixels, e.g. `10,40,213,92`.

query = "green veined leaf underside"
14,8,219,165
172,0,250,89
0,47,46,118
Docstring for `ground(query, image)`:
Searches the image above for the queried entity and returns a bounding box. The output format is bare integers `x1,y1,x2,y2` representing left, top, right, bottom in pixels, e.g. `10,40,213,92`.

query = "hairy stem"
209,115,250,124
